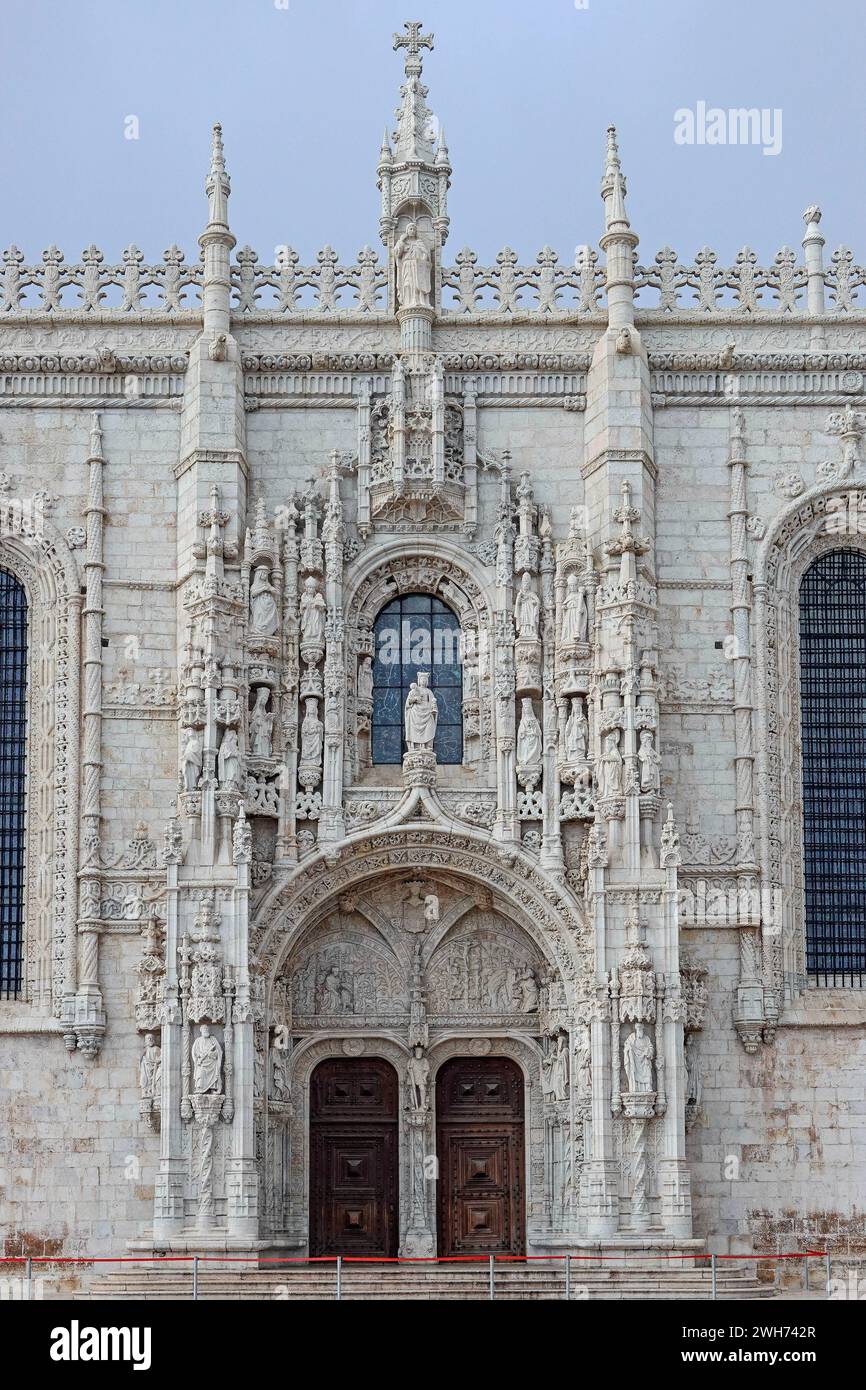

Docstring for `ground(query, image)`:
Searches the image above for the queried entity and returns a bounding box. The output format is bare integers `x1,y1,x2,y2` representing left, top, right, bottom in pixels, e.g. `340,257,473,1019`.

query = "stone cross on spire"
393,20,433,76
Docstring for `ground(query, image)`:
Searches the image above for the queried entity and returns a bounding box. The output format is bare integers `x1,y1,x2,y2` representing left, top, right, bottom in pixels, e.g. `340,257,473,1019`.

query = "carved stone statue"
623,1022,654,1093
599,730,623,799
250,687,274,758
685,1032,702,1107
405,672,438,750
217,728,241,789
516,698,542,767
407,1047,430,1111
516,965,538,1013
249,564,279,637
423,893,440,924
561,573,589,645
514,572,540,640
638,728,661,793
357,655,374,702
319,967,352,1013
300,698,324,766
575,1025,592,1097
192,1024,223,1095
564,697,588,761
139,1033,161,1099
182,729,203,792
542,1033,569,1102
395,221,432,310
299,576,326,647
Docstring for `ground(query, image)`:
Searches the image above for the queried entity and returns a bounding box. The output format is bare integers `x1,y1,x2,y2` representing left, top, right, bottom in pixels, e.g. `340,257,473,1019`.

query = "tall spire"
199,122,235,334
391,20,438,162
599,125,638,329
205,122,231,232
601,125,631,234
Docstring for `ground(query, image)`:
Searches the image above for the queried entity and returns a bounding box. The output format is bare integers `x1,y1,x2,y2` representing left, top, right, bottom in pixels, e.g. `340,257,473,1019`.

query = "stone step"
85,1265,775,1301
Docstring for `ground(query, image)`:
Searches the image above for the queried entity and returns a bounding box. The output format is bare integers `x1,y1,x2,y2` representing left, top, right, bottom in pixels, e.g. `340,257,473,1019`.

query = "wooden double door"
308,1055,526,1258
309,1057,399,1258
436,1056,525,1257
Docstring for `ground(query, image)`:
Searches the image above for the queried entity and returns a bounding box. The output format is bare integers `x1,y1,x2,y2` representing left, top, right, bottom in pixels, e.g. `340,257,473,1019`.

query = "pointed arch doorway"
436,1056,525,1257
309,1057,399,1258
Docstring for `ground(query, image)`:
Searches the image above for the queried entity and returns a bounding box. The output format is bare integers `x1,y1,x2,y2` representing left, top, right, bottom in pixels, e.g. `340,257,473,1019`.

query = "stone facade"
2,23,865,1265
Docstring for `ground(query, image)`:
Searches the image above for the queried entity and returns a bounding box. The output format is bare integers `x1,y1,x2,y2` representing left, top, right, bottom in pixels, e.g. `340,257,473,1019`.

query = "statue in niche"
561,573,589,644
139,1033,161,1099
250,687,274,758
407,1047,430,1111
272,1048,290,1102
217,728,241,789
542,1033,569,1102
299,576,326,646
192,1024,223,1095
514,572,540,640
395,220,432,310
423,893,440,925
249,564,279,637
516,698,542,767
623,1022,654,1093
405,673,438,750
182,729,203,792
599,730,623,799
515,965,539,1013
564,697,588,762
319,966,352,1014
575,1025,592,1097
463,662,479,700
300,699,324,767
638,728,661,793
357,656,374,702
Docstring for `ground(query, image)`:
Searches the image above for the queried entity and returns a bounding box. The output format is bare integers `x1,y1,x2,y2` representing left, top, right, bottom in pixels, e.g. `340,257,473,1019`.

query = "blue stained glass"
433,685,463,726
372,593,463,765
372,724,403,765
435,724,462,765
800,549,866,985
0,569,27,999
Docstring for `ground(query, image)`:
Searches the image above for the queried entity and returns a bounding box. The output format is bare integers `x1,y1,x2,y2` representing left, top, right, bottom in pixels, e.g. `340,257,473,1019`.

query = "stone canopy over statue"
405,672,438,749
395,221,432,310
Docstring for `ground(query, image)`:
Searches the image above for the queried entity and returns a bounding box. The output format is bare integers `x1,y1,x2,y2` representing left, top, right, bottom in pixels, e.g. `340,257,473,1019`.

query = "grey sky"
2,0,864,269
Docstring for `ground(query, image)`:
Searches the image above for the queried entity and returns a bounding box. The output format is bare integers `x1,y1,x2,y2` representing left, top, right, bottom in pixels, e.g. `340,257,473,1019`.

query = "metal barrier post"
565,1254,571,1301
192,1255,199,1301
489,1255,495,1300
25,1257,32,1301
336,1256,342,1301
710,1253,717,1301
825,1251,831,1299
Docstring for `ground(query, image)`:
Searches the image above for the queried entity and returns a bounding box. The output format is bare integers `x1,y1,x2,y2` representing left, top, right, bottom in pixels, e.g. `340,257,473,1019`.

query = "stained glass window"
800,549,866,985
0,568,28,998
372,594,463,765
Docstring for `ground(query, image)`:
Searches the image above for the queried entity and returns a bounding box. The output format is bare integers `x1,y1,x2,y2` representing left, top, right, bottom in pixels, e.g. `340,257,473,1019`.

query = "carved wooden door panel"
436,1056,525,1256
309,1057,398,1258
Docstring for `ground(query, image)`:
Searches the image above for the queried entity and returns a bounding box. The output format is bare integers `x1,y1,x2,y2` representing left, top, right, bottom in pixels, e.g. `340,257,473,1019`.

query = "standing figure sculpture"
395,221,432,310
182,729,203,792
300,698,324,768
560,573,589,644
250,687,274,758
407,1047,430,1111
599,731,623,799
249,564,279,637
516,698,543,768
564,697,588,762
299,576,326,647
192,1024,223,1095
638,729,661,794
217,728,241,789
623,1022,654,1093
514,572,540,640
405,673,438,750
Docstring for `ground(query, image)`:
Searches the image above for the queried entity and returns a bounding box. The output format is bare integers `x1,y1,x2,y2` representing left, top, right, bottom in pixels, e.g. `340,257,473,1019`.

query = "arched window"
0,568,28,997
799,549,866,985
372,594,462,765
